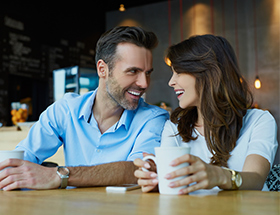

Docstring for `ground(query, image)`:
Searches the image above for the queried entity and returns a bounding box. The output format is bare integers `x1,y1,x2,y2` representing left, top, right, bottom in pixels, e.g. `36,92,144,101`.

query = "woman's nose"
168,74,176,87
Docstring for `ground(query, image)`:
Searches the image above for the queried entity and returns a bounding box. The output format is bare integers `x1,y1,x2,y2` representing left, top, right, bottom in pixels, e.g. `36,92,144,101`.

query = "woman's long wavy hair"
166,35,253,167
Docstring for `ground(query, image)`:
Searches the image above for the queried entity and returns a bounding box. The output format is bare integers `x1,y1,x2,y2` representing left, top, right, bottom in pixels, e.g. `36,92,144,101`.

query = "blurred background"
0,0,279,164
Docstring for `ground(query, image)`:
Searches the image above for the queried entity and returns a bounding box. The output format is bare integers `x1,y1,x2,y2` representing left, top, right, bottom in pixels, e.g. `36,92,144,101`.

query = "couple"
0,26,277,193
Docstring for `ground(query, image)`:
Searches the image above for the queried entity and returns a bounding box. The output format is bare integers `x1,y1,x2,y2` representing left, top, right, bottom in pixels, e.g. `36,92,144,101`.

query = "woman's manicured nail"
144,163,150,169
152,179,158,184
178,190,184,195
169,182,175,187
165,174,171,179
150,173,157,178
169,161,175,166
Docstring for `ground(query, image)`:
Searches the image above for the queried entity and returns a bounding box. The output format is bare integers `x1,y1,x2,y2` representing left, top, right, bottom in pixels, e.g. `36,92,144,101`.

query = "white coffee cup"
0,150,24,164
142,146,191,195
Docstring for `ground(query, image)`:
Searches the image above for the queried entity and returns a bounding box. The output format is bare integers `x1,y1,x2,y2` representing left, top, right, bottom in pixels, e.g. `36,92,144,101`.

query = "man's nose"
136,72,149,89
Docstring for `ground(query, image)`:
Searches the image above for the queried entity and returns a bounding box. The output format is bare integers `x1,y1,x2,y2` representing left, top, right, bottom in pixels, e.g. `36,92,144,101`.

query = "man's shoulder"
61,91,94,107
52,91,95,117
62,91,93,101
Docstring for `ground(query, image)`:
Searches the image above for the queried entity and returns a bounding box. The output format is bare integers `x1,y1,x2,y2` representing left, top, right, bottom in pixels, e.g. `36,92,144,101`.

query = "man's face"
105,43,153,110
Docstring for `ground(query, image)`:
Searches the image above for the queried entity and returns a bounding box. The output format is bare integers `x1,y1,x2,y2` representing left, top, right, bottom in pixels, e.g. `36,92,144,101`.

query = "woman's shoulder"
244,108,276,123
162,120,179,138
163,119,178,130
161,120,182,147
241,108,277,134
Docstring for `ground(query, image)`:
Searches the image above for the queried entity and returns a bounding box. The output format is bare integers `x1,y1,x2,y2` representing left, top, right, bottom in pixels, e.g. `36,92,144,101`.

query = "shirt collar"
115,98,143,131
79,89,142,130
114,109,135,131
78,89,97,122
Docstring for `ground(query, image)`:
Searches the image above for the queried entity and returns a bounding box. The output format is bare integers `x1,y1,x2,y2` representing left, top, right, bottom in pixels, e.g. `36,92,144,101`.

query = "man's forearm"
67,161,138,187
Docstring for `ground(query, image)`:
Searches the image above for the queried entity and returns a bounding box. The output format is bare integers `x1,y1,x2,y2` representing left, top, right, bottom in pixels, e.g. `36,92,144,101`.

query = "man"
0,26,169,190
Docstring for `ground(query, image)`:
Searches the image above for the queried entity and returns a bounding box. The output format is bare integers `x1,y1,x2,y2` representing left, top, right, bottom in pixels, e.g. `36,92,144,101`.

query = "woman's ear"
96,59,108,78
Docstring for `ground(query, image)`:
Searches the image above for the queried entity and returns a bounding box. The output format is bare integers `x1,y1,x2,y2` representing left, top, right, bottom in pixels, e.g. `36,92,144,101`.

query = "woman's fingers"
134,169,157,179
137,178,158,193
170,154,198,166
134,155,159,193
134,158,155,171
135,169,158,193
137,178,158,186
165,157,205,179
165,166,189,179
133,158,147,168
163,156,218,194
134,158,158,193
141,184,158,193
178,180,209,194
168,170,206,188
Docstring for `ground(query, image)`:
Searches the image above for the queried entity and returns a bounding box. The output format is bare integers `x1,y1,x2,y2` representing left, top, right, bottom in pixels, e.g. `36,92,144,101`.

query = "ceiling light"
254,75,261,89
119,4,125,12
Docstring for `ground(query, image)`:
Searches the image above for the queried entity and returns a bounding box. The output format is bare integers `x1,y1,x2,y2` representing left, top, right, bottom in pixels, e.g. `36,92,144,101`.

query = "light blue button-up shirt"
16,90,169,166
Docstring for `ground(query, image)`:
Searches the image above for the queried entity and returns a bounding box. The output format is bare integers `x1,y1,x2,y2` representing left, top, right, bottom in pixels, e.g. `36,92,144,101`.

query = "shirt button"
96,149,101,153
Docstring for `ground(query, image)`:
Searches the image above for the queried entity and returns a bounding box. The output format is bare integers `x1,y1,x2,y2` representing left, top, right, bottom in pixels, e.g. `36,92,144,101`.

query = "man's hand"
0,159,60,191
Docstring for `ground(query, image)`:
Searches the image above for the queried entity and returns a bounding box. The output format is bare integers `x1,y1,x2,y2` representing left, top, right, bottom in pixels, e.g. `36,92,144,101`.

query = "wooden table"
0,187,279,215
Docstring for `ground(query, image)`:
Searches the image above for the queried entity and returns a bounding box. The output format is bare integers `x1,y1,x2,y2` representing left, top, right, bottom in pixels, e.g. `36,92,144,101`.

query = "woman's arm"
236,154,270,190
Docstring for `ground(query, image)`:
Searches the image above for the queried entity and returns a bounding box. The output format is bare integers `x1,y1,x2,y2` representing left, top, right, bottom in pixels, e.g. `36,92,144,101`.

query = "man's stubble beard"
105,77,139,111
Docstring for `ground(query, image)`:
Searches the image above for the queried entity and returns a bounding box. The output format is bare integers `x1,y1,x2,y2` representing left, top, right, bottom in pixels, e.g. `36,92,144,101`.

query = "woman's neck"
195,108,204,136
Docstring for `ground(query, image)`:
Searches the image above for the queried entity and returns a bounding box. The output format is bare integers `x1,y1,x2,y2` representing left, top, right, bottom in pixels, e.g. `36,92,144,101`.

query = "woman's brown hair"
166,35,253,167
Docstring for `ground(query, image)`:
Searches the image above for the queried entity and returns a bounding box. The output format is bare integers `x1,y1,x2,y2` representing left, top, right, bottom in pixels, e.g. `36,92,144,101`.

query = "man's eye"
146,71,153,76
129,70,137,74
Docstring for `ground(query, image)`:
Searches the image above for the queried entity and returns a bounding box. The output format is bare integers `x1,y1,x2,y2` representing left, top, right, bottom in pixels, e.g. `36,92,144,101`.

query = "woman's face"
168,68,199,109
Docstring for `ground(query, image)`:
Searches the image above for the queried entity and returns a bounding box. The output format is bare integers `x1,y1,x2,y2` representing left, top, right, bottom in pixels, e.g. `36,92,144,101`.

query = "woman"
134,35,278,194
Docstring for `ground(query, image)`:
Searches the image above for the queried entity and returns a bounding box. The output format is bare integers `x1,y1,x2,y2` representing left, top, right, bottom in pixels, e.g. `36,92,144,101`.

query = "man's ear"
96,59,108,78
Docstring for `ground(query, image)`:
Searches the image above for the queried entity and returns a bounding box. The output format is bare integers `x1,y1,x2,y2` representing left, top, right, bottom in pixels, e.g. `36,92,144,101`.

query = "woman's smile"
175,89,185,99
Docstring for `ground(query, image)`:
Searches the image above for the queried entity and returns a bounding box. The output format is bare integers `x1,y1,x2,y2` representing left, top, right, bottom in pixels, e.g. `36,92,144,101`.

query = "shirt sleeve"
15,99,68,164
126,112,169,161
246,111,278,167
160,120,182,147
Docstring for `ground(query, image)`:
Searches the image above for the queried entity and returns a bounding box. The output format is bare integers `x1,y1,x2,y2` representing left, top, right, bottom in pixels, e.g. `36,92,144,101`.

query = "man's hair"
95,26,158,71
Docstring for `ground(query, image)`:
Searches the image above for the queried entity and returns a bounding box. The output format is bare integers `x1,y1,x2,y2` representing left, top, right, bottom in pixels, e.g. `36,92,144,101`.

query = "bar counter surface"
0,187,279,215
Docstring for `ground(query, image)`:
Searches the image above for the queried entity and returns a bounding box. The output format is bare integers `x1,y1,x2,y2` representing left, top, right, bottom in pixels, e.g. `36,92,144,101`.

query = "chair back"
266,164,280,191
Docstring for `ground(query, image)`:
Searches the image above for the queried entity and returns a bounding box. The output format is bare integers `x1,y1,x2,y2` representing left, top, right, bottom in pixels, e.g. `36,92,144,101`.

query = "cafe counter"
0,187,279,215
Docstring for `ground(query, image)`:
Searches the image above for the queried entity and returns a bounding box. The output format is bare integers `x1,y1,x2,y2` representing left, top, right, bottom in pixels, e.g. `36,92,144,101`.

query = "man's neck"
93,90,124,134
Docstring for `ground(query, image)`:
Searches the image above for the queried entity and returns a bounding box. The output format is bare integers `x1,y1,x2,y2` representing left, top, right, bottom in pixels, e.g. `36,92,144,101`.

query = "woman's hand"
165,154,229,194
133,153,159,193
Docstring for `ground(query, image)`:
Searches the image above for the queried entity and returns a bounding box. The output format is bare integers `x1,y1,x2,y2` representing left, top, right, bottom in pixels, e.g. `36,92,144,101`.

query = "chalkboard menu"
44,41,95,75
0,16,96,125
0,72,8,126
1,16,43,79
